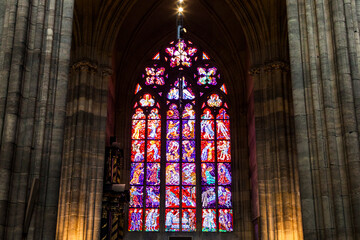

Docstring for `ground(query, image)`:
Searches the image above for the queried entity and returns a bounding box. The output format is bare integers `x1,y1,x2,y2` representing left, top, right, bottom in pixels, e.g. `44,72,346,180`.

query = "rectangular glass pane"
216,120,230,139
217,140,231,162
147,140,161,162
201,186,216,208
166,163,180,185
166,186,180,208
202,209,217,232
218,186,232,208
165,209,180,232
201,163,216,185
130,163,144,185
146,163,160,185
167,120,180,139
147,120,161,139
131,140,145,162
166,141,180,162
182,140,195,162
219,209,233,232
182,120,195,139
132,120,145,139
129,186,143,208
201,141,215,162
182,163,196,185
145,209,159,231
128,208,143,231
182,209,196,232
201,120,215,139
182,186,196,208
146,186,160,208
218,163,232,185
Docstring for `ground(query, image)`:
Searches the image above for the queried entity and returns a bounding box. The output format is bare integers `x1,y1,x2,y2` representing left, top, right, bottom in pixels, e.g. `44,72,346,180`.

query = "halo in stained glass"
201,187,216,208
182,140,195,162
167,104,179,119
201,120,215,140
146,163,160,185
131,140,145,162
165,209,180,232
202,209,217,232
182,163,196,185
129,186,143,208
219,209,233,232
149,108,161,119
166,141,180,162
182,104,195,119
182,120,195,139
146,186,160,208
218,186,232,208
182,186,196,208
128,208,143,231
166,120,180,139
147,140,161,162
166,163,180,185
182,209,196,232
201,163,216,185
165,186,180,208
139,94,155,107
133,108,146,119
147,120,161,139
130,163,144,185
216,108,229,119
145,209,160,231
217,120,230,139
207,94,222,107
201,141,215,162
217,140,231,162
218,163,232,185
201,108,214,119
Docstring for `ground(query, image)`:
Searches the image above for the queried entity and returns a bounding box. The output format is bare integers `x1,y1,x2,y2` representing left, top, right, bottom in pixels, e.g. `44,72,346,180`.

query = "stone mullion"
0,0,31,238
331,0,360,237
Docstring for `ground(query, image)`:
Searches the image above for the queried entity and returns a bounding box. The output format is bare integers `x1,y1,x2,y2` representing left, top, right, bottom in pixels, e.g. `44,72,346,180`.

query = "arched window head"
129,40,233,233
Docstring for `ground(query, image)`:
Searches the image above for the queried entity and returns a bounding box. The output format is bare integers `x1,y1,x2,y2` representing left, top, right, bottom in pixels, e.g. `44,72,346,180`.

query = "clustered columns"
56,60,111,240
250,61,304,240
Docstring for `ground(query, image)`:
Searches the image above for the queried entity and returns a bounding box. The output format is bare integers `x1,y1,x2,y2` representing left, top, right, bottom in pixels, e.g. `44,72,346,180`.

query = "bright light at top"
179,0,184,3
178,7,184,13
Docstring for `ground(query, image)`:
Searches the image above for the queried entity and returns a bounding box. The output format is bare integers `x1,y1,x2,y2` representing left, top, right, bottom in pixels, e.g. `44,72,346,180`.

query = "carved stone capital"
101,65,113,77
71,60,98,72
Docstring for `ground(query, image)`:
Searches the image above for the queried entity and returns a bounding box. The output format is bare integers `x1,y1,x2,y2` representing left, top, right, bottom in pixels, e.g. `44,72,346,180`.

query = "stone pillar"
0,0,74,239
56,60,110,240
251,62,303,240
287,0,360,238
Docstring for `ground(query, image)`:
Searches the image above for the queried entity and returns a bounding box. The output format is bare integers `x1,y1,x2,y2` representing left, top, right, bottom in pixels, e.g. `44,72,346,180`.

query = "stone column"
251,62,303,240
287,0,360,238
56,60,110,240
0,0,74,239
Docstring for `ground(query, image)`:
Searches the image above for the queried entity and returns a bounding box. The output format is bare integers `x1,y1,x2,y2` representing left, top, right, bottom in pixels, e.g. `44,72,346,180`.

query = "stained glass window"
129,40,233,232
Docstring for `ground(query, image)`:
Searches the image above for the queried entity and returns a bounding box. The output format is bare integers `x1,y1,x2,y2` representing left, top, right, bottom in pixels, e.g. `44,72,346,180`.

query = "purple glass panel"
128,209,143,231
182,120,195,139
218,163,232,185
166,141,180,162
167,104,179,119
201,186,216,208
146,163,160,185
218,186,232,208
182,140,195,162
146,186,160,208
166,120,180,140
